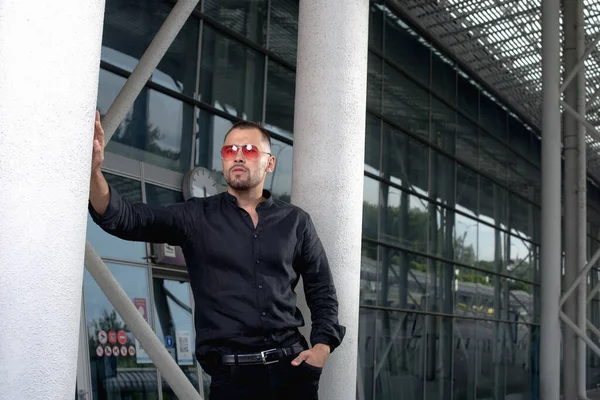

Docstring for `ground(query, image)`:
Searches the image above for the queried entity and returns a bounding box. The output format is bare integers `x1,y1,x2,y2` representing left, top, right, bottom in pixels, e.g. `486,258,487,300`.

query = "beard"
224,167,261,191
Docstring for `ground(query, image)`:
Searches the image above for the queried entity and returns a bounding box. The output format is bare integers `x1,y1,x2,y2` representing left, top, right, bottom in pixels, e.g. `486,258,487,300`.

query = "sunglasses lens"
242,144,259,158
220,145,237,159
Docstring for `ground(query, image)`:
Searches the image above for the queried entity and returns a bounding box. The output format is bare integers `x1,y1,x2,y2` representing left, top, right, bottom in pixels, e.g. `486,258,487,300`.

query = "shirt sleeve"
88,184,197,247
298,213,346,353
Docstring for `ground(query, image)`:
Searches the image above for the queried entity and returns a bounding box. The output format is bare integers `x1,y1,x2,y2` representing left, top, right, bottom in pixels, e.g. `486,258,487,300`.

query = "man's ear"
266,156,276,173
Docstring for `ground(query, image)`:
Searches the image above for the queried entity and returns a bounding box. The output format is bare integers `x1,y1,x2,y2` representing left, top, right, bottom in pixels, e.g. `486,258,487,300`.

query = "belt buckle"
260,348,279,365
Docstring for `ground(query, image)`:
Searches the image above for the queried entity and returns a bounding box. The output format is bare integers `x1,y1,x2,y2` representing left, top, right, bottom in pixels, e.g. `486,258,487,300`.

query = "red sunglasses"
220,144,271,160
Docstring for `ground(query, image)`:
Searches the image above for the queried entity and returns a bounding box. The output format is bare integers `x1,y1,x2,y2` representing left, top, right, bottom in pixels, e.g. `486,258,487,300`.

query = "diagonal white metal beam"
561,101,600,143
561,245,600,307
561,311,600,359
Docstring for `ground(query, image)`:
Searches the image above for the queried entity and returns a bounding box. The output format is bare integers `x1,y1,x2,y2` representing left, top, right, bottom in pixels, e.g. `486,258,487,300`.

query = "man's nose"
234,149,245,163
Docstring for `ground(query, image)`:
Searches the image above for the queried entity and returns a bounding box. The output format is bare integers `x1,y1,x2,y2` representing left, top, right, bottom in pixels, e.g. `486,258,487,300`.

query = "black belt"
221,343,305,366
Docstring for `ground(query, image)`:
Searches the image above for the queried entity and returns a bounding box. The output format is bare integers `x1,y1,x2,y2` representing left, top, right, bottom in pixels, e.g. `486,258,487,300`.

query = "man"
88,111,345,399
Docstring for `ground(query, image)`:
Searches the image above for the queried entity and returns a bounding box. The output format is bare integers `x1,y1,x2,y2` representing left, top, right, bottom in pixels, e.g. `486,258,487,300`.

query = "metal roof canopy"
393,0,600,180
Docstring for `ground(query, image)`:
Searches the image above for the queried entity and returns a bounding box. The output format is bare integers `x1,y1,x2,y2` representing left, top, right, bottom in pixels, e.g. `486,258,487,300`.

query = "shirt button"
261,312,266,316
264,337,268,342
256,260,260,264
253,233,258,239
258,285,263,289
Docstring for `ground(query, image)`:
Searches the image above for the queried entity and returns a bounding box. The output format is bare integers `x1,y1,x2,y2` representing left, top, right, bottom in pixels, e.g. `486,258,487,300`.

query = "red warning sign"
128,345,136,356
96,345,104,357
105,346,112,357
117,330,127,345
108,330,117,345
112,345,120,357
120,346,128,357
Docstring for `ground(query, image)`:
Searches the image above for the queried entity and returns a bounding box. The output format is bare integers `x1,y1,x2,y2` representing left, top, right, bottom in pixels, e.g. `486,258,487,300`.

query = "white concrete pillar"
0,1,105,398
291,1,369,399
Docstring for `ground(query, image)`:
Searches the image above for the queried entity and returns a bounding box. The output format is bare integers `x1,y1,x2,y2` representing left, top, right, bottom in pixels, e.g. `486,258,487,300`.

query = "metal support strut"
83,0,203,398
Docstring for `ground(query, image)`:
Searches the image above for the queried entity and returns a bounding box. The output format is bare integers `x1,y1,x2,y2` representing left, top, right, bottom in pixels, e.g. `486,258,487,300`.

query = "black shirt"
89,185,346,357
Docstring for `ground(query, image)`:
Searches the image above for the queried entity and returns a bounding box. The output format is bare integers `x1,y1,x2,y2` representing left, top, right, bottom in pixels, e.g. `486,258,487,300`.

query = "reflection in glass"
264,139,292,202
456,115,479,168
86,173,146,262
84,264,158,399
265,61,295,138
456,165,478,217
382,124,429,196
379,186,429,254
454,213,478,266
375,310,425,399
457,73,479,121
479,134,508,186
365,115,382,174
379,248,426,309
432,51,457,105
384,8,430,85
424,314,453,399
382,65,430,141
199,26,265,122
204,0,267,45
267,0,299,65
195,109,232,174
479,92,507,140
101,0,198,95
367,52,383,113
358,307,377,400
360,242,378,306
152,278,204,398
363,176,380,240
97,69,194,173
509,235,533,282
369,1,384,50
453,318,477,400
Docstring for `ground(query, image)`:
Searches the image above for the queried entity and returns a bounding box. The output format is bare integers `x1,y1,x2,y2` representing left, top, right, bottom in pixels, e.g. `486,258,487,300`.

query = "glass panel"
145,185,184,207
367,52,383,113
456,114,479,168
432,51,456,105
384,10,430,85
480,92,507,140
203,0,268,46
363,176,380,240
510,195,533,240
508,115,531,158
380,185,429,254
84,263,158,399
268,0,299,65
509,281,535,323
375,310,426,398
509,235,534,282
102,0,198,95
195,109,233,174
457,72,479,121
479,176,508,230
365,114,382,174
361,241,379,306
382,64,430,141
152,277,204,398
453,318,477,399
369,1,384,50
97,70,195,173
358,307,377,400
475,320,507,399
433,150,455,205
424,315,454,399
454,213,478,266
380,248,427,309
431,98,456,153
264,138,293,202
382,124,429,196
199,26,265,122
265,60,295,138
456,165,478,218
506,324,536,397
86,173,146,262
479,133,508,186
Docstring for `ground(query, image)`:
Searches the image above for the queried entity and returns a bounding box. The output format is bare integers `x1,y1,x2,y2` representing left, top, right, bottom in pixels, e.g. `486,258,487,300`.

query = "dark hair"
224,120,271,149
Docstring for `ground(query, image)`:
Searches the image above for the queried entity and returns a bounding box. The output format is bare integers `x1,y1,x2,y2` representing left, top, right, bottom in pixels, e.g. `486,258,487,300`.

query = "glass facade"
80,0,600,399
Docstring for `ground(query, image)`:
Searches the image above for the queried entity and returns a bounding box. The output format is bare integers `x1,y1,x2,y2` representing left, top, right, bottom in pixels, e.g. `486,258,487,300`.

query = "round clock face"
182,167,223,200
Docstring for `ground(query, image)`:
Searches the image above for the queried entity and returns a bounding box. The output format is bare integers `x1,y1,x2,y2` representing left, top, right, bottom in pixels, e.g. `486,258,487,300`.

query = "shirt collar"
225,190,274,209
